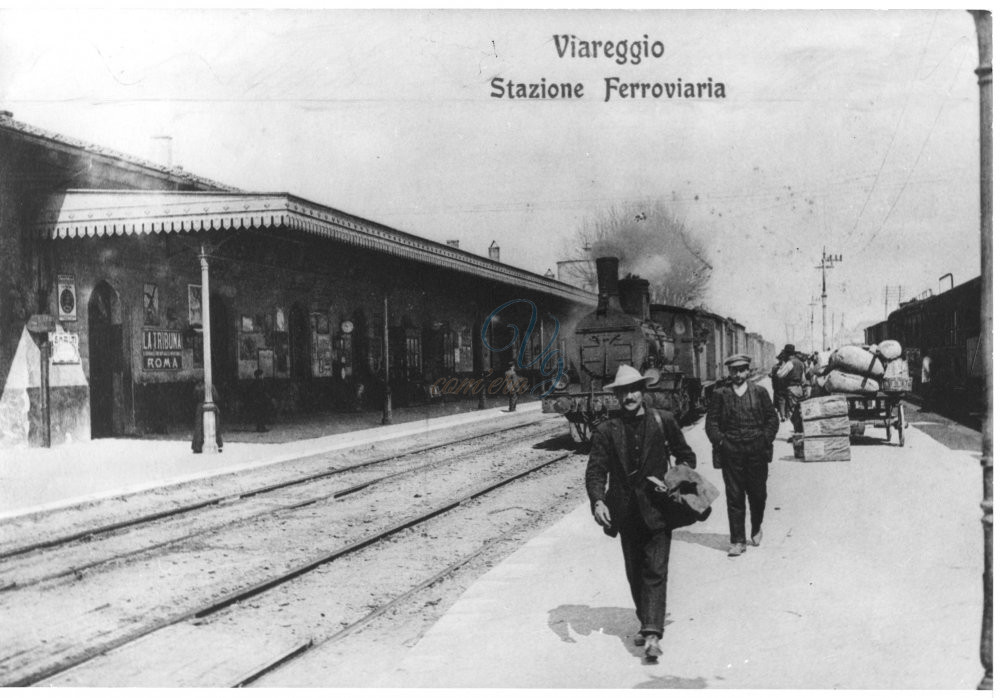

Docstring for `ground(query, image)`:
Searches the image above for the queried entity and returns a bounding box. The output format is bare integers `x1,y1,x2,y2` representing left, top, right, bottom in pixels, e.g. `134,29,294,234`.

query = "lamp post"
971,9,992,691
198,243,219,453
815,247,841,350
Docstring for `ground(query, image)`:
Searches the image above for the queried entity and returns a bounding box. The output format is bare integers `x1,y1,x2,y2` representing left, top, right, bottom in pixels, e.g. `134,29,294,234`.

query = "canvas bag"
649,412,720,528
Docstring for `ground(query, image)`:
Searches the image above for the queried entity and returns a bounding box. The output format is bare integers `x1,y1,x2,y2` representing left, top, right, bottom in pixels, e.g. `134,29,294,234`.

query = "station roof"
38,189,595,304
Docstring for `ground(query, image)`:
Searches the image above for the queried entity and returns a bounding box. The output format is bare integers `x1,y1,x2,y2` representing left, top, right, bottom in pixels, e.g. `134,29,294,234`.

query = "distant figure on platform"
769,360,787,422
192,381,223,454
504,361,520,412
248,369,270,433
705,353,779,557
586,365,697,660
775,343,807,437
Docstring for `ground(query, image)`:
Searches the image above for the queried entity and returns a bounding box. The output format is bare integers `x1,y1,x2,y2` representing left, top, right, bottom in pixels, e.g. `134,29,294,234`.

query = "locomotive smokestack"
619,275,651,322
595,257,625,315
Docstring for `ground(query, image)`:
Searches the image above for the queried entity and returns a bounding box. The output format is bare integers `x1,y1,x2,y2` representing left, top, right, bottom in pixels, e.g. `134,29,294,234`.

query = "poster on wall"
143,284,159,326
188,285,202,326
258,348,275,377
275,308,287,332
57,275,76,322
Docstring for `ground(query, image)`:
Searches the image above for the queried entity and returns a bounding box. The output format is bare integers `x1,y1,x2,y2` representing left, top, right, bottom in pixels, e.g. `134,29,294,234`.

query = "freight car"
864,276,983,414
542,256,775,442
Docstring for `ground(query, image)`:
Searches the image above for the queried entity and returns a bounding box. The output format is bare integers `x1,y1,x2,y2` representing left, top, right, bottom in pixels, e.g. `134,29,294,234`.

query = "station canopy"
38,189,593,303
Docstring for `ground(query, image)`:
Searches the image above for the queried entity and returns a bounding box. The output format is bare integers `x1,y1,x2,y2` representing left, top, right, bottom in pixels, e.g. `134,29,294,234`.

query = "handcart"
844,392,907,447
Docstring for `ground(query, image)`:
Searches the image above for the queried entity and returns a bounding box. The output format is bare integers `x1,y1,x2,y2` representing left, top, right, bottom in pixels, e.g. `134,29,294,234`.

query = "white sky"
0,7,986,348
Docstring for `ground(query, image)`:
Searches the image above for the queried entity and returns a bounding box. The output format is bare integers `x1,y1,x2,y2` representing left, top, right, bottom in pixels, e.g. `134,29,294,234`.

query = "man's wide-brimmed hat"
724,353,752,368
604,364,656,391
778,343,796,358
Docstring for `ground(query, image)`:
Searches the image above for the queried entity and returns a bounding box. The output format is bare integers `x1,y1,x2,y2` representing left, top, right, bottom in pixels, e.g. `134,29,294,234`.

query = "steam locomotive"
542,256,775,442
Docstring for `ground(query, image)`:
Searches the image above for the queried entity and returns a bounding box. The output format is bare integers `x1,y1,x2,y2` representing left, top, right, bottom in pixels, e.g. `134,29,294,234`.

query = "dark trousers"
619,518,672,638
786,387,804,433
721,450,769,544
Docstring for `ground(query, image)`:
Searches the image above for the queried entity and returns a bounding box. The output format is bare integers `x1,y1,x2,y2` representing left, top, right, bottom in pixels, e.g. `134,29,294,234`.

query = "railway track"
0,416,558,559
0,422,579,687
0,420,562,590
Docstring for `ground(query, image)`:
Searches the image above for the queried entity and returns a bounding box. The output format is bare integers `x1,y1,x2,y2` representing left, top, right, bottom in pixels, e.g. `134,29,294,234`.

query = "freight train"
541,257,775,442
864,275,984,415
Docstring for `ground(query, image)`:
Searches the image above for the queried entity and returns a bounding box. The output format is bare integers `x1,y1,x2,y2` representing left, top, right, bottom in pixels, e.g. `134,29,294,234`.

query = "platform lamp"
971,9,992,691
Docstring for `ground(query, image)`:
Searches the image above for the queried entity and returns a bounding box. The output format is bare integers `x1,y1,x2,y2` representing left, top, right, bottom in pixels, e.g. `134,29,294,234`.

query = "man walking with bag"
705,353,779,557
585,365,697,660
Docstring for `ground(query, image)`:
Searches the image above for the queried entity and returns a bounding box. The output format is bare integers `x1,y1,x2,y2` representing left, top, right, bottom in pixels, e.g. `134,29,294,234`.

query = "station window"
405,335,422,379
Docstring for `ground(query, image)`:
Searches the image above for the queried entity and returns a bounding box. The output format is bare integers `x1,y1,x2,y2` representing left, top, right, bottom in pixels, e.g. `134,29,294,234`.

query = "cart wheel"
896,403,905,447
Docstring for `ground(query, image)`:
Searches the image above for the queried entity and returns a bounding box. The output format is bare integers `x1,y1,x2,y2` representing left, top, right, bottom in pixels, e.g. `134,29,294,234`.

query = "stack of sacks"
824,345,884,394
819,340,911,394
876,340,912,392
794,394,851,461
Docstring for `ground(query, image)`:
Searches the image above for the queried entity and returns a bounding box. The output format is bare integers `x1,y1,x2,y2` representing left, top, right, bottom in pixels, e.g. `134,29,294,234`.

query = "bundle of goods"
794,394,851,461
818,340,910,395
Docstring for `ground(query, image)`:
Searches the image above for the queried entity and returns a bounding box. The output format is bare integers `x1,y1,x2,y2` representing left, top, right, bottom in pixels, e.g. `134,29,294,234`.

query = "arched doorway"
88,281,123,438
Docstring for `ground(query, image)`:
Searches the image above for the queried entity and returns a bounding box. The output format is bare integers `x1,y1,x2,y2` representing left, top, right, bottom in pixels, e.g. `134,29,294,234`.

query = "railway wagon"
866,276,983,411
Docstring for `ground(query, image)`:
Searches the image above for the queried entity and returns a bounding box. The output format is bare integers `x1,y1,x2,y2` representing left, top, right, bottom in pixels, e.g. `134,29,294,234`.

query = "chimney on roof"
446,240,460,248
488,240,500,262
151,135,174,168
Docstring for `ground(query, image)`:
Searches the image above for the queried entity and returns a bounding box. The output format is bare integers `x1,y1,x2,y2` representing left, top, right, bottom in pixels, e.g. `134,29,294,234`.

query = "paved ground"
370,412,985,689
1,385,988,689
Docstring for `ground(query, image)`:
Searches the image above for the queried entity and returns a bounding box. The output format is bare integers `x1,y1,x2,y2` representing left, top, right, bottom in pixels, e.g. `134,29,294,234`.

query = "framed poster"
258,348,275,377
57,275,76,322
143,284,159,326
187,285,202,326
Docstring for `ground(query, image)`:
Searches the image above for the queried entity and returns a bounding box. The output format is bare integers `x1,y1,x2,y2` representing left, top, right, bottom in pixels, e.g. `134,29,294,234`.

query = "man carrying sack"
705,353,779,557
585,364,697,660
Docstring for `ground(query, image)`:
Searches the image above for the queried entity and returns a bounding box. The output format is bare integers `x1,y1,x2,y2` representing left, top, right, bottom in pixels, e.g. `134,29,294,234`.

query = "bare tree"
561,199,713,307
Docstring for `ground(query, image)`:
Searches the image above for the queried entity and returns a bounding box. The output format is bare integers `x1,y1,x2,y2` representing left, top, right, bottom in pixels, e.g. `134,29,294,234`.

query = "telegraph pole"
971,9,992,690
816,247,842,350
808,297,819,352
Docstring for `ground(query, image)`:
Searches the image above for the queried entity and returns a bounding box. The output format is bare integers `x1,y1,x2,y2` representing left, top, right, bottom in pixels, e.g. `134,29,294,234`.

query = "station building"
0,113,593,447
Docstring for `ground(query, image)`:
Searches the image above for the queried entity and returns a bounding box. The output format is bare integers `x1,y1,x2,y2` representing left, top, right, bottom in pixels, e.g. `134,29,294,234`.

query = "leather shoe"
644,635,663,659
727,542,746,557
633,632,645,647
751,529,763,546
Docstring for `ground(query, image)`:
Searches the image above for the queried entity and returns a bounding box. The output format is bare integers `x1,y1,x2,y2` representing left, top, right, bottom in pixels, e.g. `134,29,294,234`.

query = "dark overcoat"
585,408,696,536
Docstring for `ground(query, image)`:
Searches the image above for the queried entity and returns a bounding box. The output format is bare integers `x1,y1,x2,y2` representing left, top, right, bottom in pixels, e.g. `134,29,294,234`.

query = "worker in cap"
724,353,752,368
706,353,778,557
586,363,696,659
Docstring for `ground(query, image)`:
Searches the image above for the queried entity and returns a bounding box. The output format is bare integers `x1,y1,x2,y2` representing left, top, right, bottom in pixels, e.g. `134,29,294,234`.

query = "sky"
0,7,987,349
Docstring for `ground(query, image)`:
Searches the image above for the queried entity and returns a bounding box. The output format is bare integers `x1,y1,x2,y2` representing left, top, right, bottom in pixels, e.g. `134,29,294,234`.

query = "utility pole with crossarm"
816,247,842,350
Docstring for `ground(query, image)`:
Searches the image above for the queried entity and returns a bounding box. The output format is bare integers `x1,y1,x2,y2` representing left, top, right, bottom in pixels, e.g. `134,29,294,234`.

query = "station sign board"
142,329,182,371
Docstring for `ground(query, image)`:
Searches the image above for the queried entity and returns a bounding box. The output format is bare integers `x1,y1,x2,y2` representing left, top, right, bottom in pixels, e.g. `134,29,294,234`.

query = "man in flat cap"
585,364,697,660
705,353,779,557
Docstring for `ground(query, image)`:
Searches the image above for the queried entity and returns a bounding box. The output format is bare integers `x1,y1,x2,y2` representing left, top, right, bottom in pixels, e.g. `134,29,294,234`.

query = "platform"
375,414,984,689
